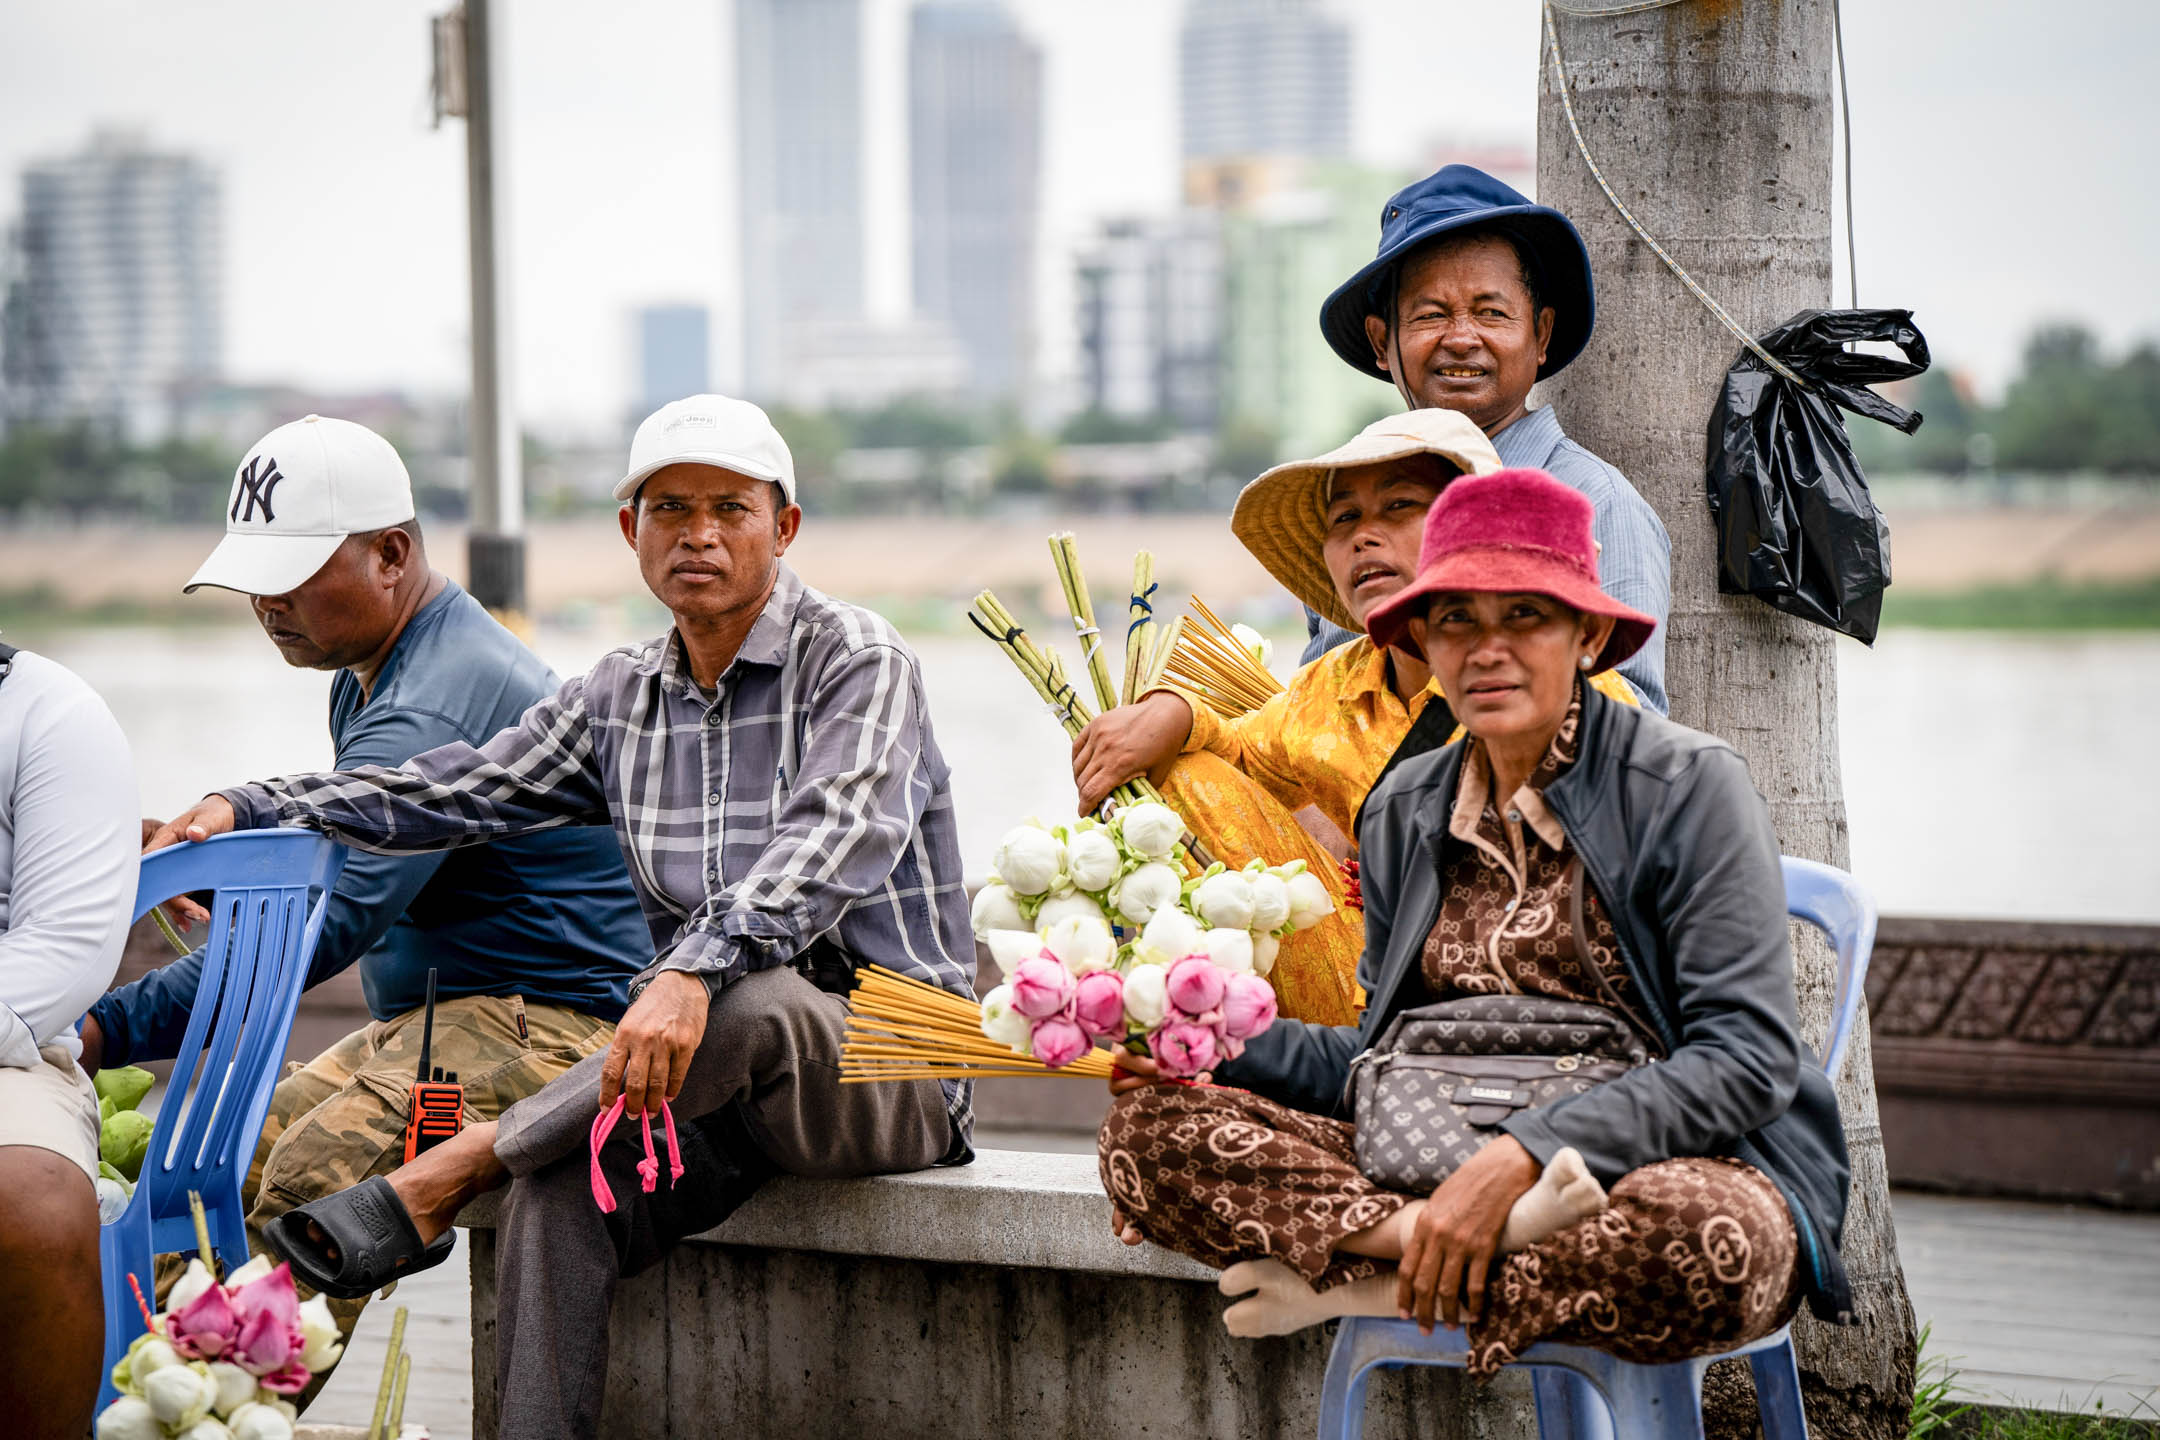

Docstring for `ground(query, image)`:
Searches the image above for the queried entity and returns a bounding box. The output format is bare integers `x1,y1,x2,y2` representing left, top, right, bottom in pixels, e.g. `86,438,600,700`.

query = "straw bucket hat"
1230,408,1503,633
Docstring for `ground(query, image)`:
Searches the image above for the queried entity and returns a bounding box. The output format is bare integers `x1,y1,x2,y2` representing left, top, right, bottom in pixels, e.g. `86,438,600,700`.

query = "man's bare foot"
1218,1259,1396,1338
300,1121,508,1266
1498,1146,1606,1252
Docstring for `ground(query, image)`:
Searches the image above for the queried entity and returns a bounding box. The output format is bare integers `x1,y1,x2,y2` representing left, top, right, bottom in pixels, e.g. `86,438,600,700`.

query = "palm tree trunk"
1536,2,1918,1435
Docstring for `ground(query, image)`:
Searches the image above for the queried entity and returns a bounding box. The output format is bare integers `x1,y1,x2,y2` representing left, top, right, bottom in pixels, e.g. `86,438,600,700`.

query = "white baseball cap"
616,394,797,505
184,415,417,596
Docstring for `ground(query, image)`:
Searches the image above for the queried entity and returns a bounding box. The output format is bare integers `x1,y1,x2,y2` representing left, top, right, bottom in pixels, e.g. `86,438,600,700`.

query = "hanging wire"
1833,0,1858,307
1540,0,1809,386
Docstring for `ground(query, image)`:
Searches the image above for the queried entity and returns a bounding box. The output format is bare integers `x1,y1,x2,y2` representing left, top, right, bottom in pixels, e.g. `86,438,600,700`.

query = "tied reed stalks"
1050,532,1120,714
840,965,1117,1082
1122,550,1158,707
1160,596,1285,718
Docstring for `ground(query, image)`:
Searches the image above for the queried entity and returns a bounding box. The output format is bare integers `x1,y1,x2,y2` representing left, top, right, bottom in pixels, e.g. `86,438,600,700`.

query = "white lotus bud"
296,1293,345,1373
1247,873,1291,933
225,1255,274,1288
1285,870,1335,930
97,1176,132,1223
176,1419,237,1440
1253,932,1280,977
96,1397,164,1440
1191,871,1256,931
969,881,1027,940
1112,862,1181,925
1063,827,1122,893
991,824,1064,896
127,1335,182,1385
1035,888,1109,933
1042,914,1116,976
227,1403,295,1440
1136,905,1205,965
978,985,1034,1051
984,929,1042,980
1121,964,1169,1028
143,1364,215,1429
206,1361,256,1419
167,1258,217,1314
1203,928,1255,974
1231,623,1273,670
1115,802,1184,860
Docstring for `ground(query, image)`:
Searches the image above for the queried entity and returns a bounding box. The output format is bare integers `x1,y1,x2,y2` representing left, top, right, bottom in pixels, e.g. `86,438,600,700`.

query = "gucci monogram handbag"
1347,994,1650,1195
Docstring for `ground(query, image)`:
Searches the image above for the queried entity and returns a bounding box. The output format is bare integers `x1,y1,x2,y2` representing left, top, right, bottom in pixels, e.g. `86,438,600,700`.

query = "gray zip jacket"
1216,684,1854,1321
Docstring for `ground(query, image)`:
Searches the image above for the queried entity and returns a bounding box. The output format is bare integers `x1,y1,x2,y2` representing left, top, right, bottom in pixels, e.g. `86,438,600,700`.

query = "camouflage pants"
158,994,613,1398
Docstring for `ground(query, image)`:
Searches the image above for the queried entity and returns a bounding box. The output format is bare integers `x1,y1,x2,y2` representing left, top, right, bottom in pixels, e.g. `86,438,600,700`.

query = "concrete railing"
457,1149,1534,1440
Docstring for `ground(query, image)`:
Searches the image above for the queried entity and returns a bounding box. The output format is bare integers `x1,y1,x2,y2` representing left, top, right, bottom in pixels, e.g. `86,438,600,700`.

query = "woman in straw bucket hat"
1071,410,1638,1028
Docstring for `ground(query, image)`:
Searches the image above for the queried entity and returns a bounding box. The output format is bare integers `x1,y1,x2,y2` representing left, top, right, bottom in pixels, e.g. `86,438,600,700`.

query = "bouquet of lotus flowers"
97,1252,346,1440
840,801,1334,1083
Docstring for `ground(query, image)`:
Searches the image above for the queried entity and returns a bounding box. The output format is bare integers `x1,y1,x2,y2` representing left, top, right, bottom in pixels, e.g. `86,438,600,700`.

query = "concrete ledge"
460,1148,1217,1283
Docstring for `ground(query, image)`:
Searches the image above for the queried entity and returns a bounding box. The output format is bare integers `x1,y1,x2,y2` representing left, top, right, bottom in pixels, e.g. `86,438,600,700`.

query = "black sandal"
262,1175,457,1300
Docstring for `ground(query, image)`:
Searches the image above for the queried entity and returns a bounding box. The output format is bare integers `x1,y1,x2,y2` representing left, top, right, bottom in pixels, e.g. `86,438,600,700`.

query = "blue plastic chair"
1316,855,1877,1440
97,832,346,1408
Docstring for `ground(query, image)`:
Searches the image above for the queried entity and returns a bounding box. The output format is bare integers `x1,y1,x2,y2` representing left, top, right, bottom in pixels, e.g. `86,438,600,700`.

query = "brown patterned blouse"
1419,685,1652,1044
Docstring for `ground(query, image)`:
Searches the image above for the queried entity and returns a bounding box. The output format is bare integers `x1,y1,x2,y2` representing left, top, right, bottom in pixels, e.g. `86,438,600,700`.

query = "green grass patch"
1883,576,2160,630
1915,1323,2157,1438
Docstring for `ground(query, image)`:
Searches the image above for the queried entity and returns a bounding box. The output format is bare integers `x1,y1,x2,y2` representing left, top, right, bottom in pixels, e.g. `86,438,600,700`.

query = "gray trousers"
488,967,953,1440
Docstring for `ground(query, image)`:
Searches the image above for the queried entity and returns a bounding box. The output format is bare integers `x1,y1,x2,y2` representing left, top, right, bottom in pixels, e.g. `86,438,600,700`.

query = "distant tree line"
1853,323,2160,477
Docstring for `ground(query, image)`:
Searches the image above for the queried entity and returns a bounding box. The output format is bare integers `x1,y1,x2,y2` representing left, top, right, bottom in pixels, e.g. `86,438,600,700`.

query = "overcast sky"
2,0,2151,432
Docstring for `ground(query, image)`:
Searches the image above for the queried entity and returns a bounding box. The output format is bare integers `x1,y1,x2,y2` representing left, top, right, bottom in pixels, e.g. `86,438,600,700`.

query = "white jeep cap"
185,415,416,596
616,393,797,505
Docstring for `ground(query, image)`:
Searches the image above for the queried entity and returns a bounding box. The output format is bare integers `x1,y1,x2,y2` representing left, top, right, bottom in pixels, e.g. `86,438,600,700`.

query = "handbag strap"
1566,855,1666,1057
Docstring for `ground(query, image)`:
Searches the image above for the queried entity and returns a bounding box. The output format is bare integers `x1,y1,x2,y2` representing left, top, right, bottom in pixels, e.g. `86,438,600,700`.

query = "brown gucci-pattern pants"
1100,1085,1800,1378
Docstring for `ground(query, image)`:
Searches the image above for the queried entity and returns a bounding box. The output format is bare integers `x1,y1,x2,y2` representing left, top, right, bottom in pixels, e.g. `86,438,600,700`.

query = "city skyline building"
1,130,222,440
1178,0,1349,208
635,303,711,416
908,1,1042,404
1073,212,1222,432
736,0,866,403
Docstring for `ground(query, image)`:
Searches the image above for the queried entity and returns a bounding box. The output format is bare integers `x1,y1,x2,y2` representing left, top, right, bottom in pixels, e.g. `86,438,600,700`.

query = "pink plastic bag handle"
589,1096,686,1214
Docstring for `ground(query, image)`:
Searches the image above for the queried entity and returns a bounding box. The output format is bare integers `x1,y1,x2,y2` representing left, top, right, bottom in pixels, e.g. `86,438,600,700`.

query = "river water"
31,622,2159,925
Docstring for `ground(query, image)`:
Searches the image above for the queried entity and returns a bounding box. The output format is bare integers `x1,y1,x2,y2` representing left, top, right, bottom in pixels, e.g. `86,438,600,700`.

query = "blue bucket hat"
1320,165,1596,384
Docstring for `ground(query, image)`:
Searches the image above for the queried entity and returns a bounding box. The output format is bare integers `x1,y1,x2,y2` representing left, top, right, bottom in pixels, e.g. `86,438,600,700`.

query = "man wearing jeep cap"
149,395,976,1440
82,414,652,1391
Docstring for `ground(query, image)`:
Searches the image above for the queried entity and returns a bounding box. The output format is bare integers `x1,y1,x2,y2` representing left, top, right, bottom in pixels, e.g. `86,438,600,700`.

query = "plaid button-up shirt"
221,562,975,1148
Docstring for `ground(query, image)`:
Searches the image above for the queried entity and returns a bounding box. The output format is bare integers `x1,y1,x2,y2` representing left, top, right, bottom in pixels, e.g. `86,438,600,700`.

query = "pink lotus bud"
1221,973,1279,1040
166,1272,241,1361
1010,956,1076,1019
1220,1034,1247,1063
228,1263,304,1378
1149,1019,1220,1078
1164,955,1226,1017
255,1357,314,1396
1071,970,1127,1041
1029,1016,1090,1069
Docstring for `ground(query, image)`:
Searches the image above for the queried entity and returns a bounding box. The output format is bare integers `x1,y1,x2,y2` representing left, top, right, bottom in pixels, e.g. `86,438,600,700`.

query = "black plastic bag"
1706,308,1929,645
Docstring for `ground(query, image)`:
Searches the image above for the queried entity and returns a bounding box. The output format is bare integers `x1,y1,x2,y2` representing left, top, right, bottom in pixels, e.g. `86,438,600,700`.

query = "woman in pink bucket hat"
1099,468,1852,1376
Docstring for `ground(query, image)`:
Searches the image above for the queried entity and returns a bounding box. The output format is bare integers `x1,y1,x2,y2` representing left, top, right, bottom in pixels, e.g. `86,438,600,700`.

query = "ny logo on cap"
231,456,286,524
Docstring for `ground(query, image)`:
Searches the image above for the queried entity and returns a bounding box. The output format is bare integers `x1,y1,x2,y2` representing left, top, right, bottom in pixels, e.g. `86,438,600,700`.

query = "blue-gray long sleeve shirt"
88,581,651,1067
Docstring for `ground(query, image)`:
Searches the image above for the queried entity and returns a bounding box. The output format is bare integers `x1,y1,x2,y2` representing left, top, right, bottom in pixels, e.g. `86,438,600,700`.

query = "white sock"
1215,1148,1608,1338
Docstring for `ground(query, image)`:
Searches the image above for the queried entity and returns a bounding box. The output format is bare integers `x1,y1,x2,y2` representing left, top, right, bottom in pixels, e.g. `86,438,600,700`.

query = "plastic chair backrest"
98,831,344,1403
1779,855,1876,1082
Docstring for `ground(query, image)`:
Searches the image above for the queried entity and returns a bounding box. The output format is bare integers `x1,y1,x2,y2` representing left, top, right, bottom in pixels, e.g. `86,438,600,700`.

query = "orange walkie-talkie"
403,968,465,1163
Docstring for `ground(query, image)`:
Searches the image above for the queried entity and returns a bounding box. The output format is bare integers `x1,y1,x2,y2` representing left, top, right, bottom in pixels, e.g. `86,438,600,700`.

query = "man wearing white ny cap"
152,396,975,1440
86,415,652,1395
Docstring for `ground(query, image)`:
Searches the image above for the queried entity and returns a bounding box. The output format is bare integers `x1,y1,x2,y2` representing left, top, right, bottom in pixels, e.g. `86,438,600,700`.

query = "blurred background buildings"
0,1,2154,518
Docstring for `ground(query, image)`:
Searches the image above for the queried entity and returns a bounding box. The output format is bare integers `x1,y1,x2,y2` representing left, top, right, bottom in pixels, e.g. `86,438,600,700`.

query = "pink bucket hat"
1363,468,1657,673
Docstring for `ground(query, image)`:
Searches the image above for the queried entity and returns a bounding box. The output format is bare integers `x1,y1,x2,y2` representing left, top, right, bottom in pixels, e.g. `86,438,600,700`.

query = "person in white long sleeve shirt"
0,643,138,1440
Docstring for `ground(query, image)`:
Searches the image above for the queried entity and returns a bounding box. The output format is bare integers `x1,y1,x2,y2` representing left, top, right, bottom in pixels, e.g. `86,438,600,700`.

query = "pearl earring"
1579,654,1595,670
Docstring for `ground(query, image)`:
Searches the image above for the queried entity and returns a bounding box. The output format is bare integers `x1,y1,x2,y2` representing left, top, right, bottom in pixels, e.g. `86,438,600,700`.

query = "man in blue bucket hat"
1303,165,1670,713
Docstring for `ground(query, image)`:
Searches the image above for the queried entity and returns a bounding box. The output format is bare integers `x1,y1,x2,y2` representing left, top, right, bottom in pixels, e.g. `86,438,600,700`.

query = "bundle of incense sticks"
839,965,1117,1082
1159,596,1286,718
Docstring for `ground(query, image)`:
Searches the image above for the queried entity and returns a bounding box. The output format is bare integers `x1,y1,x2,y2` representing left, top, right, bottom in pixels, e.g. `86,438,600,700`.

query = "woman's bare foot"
1498,1146,1606,1251
1218,1260,1396,1337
